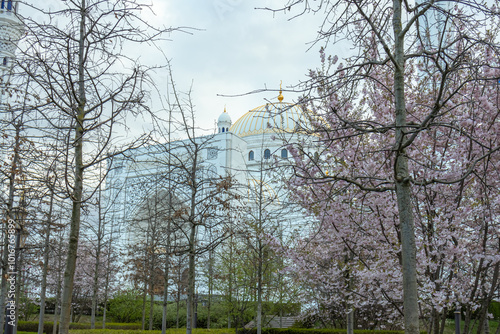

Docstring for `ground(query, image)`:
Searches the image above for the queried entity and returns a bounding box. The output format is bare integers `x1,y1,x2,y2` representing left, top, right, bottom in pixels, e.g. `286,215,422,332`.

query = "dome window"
2,58,7,66
264,149,271,160
248,151,254,161
281,149,288,159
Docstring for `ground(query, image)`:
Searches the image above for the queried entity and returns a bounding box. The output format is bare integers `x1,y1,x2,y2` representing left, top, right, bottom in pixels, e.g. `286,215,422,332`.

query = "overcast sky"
22,0,343,134
147,0,328,131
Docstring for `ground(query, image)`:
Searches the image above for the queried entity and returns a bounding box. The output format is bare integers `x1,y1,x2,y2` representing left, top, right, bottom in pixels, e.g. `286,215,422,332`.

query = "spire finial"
278,81,284,102
224,104,227,113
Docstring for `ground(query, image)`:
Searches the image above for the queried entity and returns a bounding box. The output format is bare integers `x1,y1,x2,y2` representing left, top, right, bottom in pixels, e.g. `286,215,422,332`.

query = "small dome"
217,107,232,133
230,102,310,138
218,111,232,124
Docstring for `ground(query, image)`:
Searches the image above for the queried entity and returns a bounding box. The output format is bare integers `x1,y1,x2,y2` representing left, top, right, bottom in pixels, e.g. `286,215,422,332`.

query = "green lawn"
68,329,236,334
439,319,499,334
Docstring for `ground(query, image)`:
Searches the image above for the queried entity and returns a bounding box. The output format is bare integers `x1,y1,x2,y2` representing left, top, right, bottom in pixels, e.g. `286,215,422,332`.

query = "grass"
69,329,236,334
436,319,500,334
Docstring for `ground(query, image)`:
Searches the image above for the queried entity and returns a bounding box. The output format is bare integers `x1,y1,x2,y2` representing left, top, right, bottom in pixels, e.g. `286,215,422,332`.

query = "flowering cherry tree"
276,1,500,333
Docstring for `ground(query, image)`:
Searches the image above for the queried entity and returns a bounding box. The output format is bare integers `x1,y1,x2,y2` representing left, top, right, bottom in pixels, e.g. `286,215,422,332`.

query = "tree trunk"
207,246,213,329
257,240,263,334
91,187,103,329
477,263,499,334
0,121,21,333
392,0,419,333
347,310,354,334
102,234,113,329
141,284,147,331
176,286,180,328
161,253,170,334
186,223,196,334
149,284,154,330
53,237,63,334
38,186,54,334
59,1,87,333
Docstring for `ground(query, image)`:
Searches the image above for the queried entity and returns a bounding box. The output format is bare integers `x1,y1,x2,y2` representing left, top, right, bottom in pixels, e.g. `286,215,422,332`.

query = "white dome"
218,111,232,124
217,109,232,133
230,102,310,138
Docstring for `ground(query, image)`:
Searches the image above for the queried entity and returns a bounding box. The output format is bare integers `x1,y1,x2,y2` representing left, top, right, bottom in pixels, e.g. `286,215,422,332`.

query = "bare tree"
17,1,175,332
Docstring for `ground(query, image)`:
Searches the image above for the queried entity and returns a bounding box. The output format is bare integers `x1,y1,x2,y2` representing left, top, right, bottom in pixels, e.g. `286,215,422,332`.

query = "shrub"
489,301,500,320
18,320,141,334
107,290,144,323
69,329,236,334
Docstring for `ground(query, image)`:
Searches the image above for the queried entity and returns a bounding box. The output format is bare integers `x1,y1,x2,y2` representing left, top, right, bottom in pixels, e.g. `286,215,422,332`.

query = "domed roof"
218,110,232,124
230,102,310,138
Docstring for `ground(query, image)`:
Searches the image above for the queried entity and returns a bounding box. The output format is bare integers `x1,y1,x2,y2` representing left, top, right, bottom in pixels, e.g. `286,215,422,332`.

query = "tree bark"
1,121,21,333
161,224,171,334
59,1,87,333
392,0,419,333
91,187,104,329
38,185,54,334
186,223,196,334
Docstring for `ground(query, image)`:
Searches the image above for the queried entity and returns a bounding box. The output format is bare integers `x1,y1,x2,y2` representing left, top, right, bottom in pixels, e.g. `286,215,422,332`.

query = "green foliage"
69,329,236,334
145,300,236,329
18,320,53,333
17,320,141,334
107,290,144,323
489,301,500,320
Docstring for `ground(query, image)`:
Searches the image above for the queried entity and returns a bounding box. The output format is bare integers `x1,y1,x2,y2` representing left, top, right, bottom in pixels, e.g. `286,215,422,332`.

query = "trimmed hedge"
67,330,412,334
69,330,235,334
18,321,141,334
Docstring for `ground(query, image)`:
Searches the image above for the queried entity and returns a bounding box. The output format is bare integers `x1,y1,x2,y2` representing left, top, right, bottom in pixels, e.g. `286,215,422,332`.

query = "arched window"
281,149,288,159
264,149,271,160
248,151,254,161
2,58,7,66
222,128,225,133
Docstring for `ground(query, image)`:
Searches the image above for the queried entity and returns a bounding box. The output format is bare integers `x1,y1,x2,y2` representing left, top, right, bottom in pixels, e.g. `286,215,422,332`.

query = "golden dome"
230,102,310,138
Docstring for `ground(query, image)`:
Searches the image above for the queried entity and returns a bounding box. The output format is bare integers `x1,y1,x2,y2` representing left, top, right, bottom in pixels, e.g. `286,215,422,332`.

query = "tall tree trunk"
1,121,21,333
91,187,104,329
53,236,63,334
477,263,499,334
347,310,354,334
176,283,180,328
161,254,170,334
102,234,113,329
393,0,419,333
141,285,147,330
149,278,154,330
186,223,196,334
257,240,263,334
207,244,213,329
38,186,54,334
186,154,198,334
161,221,171,334
59,1,87,333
